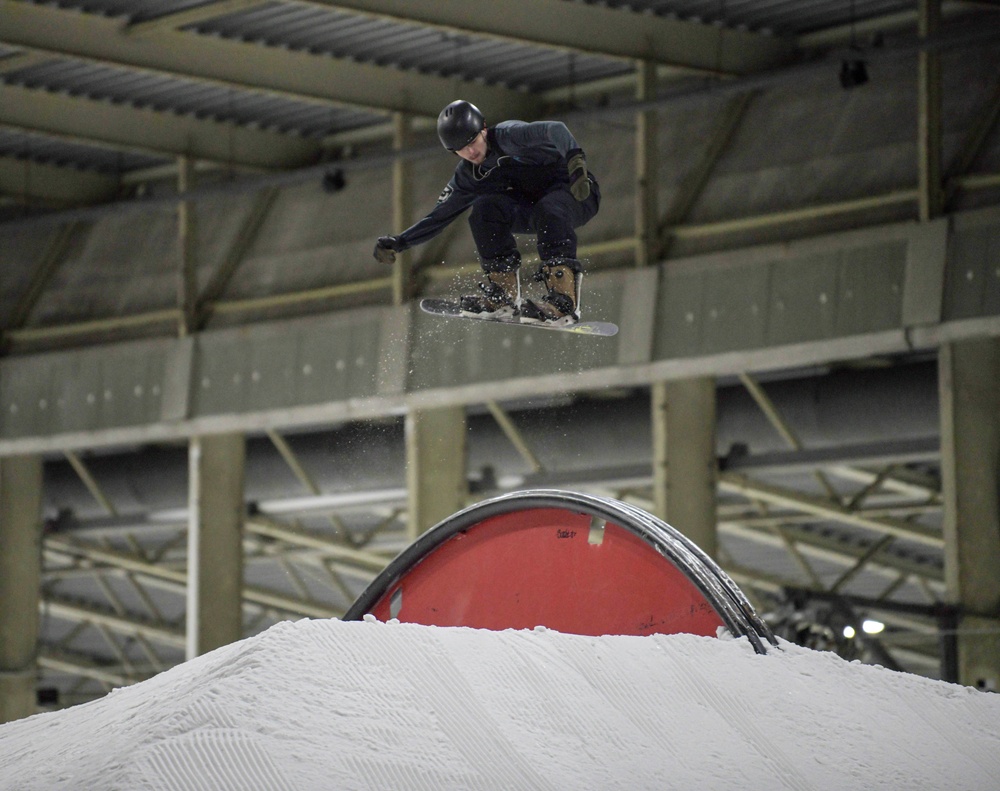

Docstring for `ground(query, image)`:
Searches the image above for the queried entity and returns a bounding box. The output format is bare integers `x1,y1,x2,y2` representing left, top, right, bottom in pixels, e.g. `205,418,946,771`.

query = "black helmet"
437,100,485,151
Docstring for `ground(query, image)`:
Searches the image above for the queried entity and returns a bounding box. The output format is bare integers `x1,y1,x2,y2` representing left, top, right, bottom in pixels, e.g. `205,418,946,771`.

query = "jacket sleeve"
496,120,580,160
395,175,477,249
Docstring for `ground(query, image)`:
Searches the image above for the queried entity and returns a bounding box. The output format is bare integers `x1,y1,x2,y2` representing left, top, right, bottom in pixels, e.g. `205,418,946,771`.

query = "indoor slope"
1,618,998,790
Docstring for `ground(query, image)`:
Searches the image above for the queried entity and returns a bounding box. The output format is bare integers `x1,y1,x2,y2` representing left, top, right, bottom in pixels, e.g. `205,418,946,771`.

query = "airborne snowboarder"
374,100,600,326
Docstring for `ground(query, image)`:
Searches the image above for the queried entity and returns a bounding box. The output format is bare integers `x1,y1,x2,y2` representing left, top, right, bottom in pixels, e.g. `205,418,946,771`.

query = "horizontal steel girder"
304,0,794,74
0,84,319,170
45,536,342,619
0,1,539,122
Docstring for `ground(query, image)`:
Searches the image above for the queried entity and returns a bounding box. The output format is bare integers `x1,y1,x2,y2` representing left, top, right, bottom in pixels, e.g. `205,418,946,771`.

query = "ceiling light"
862,619,885,635
839,59,869,89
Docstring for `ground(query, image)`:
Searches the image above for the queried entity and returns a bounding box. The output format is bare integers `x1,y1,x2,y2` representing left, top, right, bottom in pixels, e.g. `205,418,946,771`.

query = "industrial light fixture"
839,0,869,90
862,619,885,635
840,56,869,89
322,168,347,193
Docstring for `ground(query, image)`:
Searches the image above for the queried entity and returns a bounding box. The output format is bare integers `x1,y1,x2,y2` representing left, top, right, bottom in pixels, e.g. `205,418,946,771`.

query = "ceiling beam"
0,48,51,73
1,220,87,336
797,1,997,48
718,473,945,548
45,535,342,619
38,649,141,688
117,0,792,74
0,122,172,170
302,0,794,74
0,83,319,170
0,156,119,205
124,0,263,36
42,595,187,648
720,521,944,583
0,0,539,121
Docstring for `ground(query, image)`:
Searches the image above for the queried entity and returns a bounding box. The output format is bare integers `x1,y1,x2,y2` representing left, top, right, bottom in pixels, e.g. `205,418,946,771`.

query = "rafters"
117,0,793,73
301,0,793,74
0,83,320,170
0,0,540,122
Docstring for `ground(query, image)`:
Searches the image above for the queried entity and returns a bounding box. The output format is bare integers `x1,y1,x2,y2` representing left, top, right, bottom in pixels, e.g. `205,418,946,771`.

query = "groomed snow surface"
2,618,999,790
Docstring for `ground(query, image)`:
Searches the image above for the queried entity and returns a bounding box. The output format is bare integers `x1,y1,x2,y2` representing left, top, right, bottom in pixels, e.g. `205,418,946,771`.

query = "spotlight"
322,168,347,193
862,619,885,635
839,59,868,89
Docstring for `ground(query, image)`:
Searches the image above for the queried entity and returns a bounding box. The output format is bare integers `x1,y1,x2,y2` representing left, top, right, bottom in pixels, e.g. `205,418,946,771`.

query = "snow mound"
2,618,999,790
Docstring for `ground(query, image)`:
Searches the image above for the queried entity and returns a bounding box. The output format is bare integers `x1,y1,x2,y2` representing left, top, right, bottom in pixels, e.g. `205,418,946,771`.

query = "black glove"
373,235,406,265
567,148,590,202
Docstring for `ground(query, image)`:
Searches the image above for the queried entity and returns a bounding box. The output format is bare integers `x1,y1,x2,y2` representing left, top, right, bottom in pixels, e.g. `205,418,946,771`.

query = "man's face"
455,129,487,164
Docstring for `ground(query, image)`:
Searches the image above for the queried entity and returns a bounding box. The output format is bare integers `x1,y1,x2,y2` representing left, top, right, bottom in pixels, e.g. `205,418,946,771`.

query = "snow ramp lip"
345,489,776,654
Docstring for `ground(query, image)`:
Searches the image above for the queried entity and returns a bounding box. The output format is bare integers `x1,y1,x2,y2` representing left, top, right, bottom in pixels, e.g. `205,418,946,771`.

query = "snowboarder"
373,100,600,326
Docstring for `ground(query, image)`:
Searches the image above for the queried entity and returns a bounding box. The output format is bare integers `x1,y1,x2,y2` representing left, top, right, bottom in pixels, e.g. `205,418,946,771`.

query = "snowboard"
419,298,618,337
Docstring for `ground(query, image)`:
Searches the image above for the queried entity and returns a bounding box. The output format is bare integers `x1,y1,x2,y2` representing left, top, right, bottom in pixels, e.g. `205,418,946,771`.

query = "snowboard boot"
520,258,583,326
460,268,522,319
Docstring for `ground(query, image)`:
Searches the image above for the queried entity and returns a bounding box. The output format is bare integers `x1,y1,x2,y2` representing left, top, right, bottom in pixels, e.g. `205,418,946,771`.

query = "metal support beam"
651,378,718,557
264,428,354,541
720,519,945,584
177,156,197,338
0,83,318,171
392,112,413,306
945,75,1000,209
719,473,946,548
197,187,279,329
938,338,1000,690
0,157,118,207
634,61,658,268
797,2,996,48
1,221,86,343
0,455,43,724
738,372,841,502
244,515,388,572
42,595,186,649
658,91,755,257
918,0,944,222
0,1,538,123
44,536,341,618
38,649,137,688
186,433,245,659
304,0,793,74
124,0,262,36
405,406,467,539
486,401,544,474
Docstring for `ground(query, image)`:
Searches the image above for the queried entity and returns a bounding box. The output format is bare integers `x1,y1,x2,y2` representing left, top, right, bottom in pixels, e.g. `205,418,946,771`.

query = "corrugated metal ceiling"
186,3,632,92
572,0,919,35
25,0,210,22
0,1,974,184
0,128,167,173
2,57,383,139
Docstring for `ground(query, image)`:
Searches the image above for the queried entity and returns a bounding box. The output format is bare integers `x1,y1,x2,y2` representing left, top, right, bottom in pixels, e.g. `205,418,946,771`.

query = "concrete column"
405,406,467,540
0,455,43,723
187,433,245,660
651,379,718,558
939,339,1000,690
